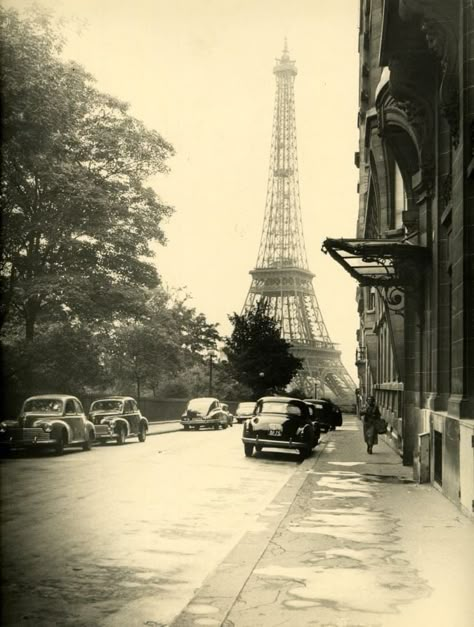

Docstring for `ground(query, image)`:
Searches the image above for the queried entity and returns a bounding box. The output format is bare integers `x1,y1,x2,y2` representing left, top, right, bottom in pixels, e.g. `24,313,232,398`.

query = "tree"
224,301,303,399
105,287,220,398
0,7,174,340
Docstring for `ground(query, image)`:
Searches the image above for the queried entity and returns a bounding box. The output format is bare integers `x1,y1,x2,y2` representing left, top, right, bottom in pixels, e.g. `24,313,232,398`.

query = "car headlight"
42,424,53,432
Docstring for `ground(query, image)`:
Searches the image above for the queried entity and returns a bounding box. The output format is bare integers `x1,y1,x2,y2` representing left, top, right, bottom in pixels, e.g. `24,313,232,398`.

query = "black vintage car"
242,396,315,460
304,398,343,432
89,396,148,445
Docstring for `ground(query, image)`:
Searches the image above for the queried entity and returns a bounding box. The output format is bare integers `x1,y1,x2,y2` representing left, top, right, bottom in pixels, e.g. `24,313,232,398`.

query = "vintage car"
222,403,234,427
242,396,315,460
88,396,148,444
304,398,342,432
303,401,321,446
0,394,95,455
180,397,229,430
234,401,256,424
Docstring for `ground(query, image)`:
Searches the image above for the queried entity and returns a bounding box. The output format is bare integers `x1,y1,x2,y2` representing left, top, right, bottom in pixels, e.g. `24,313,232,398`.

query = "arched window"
393,161,407,229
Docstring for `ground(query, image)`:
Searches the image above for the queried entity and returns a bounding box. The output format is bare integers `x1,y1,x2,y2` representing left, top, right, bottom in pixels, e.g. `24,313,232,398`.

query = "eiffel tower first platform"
242,42,355,404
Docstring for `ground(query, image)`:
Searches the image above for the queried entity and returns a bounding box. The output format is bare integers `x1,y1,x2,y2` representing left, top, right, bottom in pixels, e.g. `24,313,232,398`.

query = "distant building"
324,0,473,517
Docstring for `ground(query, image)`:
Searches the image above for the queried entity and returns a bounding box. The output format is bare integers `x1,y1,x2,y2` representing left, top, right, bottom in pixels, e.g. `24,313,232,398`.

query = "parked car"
0,394,95,455
234,401,256,424
303,401,321,446
222,403,234,427
304,398,343,432
89,396,148,445
242,396,315,460
321,398,343,430
180,397,229,430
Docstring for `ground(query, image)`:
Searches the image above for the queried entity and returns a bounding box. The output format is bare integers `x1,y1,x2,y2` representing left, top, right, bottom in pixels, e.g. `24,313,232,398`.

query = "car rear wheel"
298,444,311,460
116,426,126,445
138,425,147,442
183,425,189,431
244,443,254,457
82,435,92,451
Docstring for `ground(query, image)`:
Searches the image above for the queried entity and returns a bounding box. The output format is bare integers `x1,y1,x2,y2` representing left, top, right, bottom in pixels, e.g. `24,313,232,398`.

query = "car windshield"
91,400,123,412
187,399,212,414
236,403,255,414
259,401,302,416
23,399,63,414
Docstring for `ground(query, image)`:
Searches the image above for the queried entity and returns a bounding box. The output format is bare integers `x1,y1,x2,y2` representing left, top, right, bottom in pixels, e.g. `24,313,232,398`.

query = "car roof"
92,396,133,402
259,396,304,404
24,394,79,401
304,398,330,405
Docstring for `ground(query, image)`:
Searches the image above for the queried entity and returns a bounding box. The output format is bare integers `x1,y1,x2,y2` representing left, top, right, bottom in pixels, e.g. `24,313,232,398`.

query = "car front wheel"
244,443,254,457
138,425,147,442
55,431,67,455
116,426,126,445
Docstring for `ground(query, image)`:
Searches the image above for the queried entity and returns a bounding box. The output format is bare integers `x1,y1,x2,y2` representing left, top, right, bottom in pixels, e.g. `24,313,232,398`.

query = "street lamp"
208,350,217,396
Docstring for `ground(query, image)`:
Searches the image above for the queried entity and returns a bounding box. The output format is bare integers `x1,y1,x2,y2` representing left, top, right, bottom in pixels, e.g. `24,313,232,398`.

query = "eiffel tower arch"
242,42,355,405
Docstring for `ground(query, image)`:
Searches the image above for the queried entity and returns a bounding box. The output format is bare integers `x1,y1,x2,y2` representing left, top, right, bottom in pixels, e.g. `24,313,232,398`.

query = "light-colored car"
180,397,229,430
0,394,95,455
235,401,256,424
89,396,148,445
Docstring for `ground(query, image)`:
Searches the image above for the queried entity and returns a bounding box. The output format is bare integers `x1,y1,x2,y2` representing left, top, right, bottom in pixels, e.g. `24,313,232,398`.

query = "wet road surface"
0,425,301,626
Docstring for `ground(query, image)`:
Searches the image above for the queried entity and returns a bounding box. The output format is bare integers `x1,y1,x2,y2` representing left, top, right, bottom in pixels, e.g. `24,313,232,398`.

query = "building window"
393,161,406,229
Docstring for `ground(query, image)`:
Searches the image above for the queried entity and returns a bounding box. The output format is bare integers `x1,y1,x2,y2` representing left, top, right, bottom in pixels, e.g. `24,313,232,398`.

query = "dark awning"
321,238,429,286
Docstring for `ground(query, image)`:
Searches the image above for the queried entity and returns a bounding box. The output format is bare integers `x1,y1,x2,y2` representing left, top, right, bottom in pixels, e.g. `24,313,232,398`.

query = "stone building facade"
324,0,474,516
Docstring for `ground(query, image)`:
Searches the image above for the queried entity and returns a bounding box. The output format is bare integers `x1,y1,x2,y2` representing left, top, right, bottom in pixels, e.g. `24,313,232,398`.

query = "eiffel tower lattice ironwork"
242,42,355,403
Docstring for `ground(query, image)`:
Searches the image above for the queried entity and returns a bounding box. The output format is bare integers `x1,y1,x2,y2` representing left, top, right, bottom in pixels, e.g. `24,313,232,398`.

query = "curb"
169,436,332,626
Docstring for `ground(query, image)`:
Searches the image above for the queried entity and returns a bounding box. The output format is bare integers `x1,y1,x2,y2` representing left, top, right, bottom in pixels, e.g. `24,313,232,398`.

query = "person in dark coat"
360,396,380,454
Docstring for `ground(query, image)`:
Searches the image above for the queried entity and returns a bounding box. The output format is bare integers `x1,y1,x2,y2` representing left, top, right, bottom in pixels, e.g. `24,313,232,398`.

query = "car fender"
139,417,149,430
47,420,73,442
296,423,313,439
84,419,96,441
111,418,130,436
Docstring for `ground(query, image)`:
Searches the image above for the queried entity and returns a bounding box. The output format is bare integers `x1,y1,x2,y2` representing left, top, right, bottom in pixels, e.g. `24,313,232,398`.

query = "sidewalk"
171,414,474,627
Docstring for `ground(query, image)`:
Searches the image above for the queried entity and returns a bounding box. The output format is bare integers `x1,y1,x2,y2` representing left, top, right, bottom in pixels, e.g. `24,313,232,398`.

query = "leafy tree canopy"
0,7,174,339
223,301,302,399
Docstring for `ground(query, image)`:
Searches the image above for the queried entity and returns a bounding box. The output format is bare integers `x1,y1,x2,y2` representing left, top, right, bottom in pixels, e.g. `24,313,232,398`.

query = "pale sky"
8,0,361,379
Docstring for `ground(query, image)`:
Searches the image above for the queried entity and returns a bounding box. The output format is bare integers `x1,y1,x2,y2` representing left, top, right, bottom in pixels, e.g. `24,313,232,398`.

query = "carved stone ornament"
400,0,460,147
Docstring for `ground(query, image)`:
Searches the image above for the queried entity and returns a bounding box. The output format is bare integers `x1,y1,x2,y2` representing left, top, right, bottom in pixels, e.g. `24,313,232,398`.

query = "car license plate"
269,424,282,436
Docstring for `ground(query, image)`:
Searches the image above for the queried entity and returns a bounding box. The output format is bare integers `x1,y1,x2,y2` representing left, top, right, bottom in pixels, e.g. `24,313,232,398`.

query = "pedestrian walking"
360,395,380,454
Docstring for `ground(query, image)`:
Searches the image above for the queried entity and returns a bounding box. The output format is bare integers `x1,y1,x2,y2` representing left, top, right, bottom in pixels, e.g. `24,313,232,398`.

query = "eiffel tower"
242,42,355,403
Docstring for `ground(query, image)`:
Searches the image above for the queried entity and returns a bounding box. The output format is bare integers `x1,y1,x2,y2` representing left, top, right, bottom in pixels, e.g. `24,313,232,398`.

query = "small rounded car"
89,396,148,445
180,397,230,430
234,401,256,424
242,396,315,460
0,394,95,455
222,403,234,427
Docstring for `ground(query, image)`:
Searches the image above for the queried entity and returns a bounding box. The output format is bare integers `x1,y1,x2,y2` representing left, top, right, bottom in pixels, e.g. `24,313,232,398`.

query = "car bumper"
94,425,114,438
180,419,220,427
242,436,307,450
0,428,56,448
